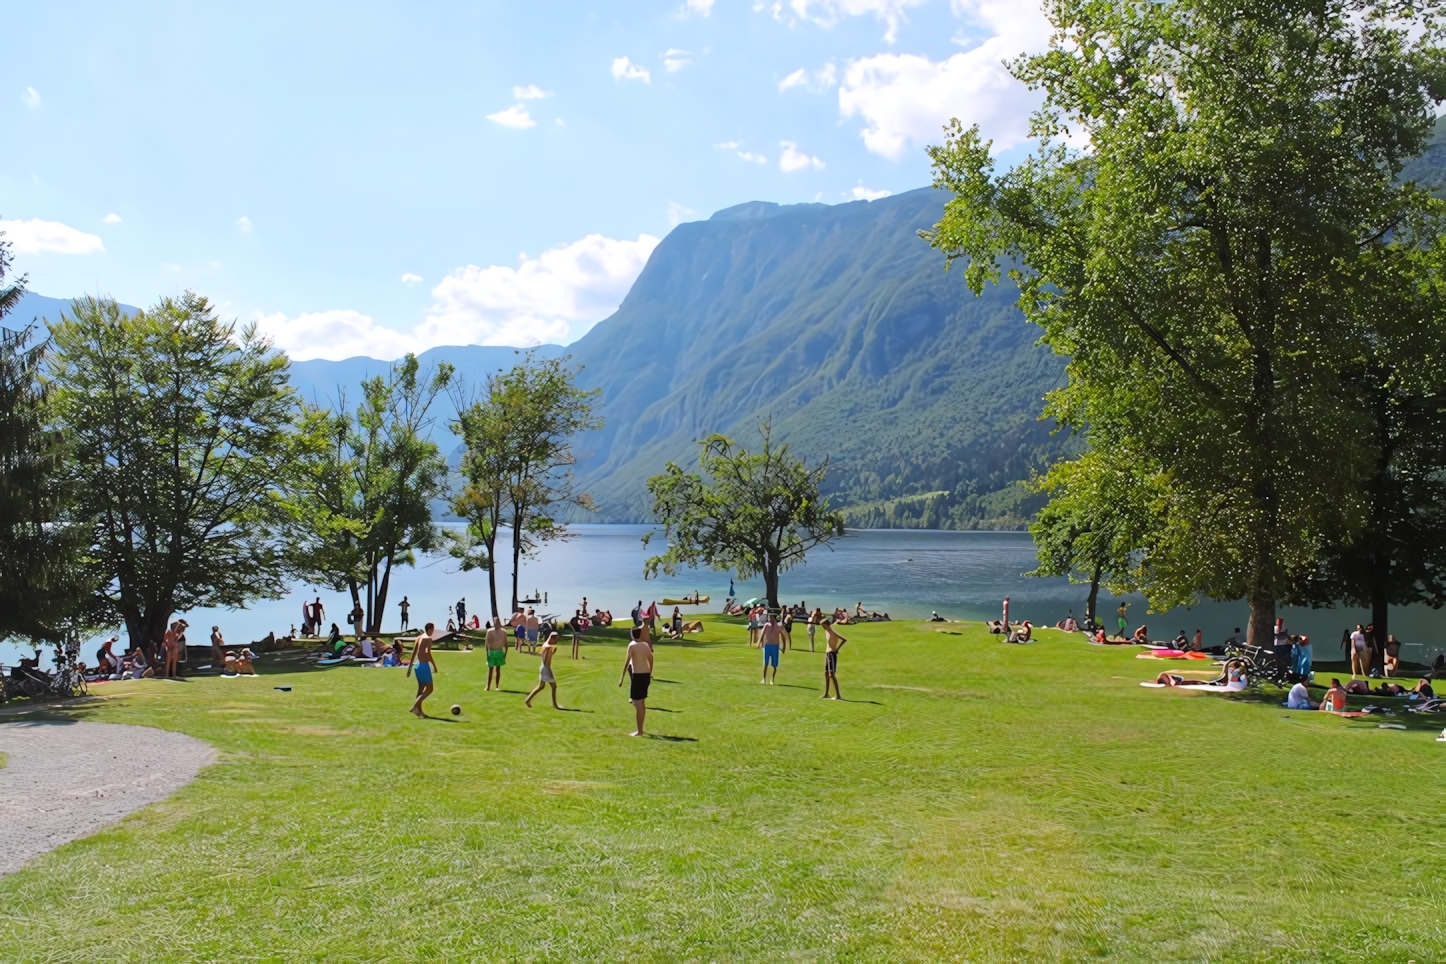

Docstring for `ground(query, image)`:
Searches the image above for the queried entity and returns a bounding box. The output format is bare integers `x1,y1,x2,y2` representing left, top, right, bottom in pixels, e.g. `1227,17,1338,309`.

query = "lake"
6,526,1445,668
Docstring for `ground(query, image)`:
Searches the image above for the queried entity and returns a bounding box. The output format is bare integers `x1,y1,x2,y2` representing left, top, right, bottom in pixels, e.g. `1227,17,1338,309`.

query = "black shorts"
825,650,838,674
630,672,651,702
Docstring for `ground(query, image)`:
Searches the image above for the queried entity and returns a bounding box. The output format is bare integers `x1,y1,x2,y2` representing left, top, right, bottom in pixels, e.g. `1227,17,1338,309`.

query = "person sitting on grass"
1287,680,1314,709
1056,612,1078,632
1384,635,1401,677
1410,677,1436,699
1007,620,1033,644
933,611,949,623
125,648,154,680
1320,679,1348,713
1132,625,1150,645
234,649,257,675
1172,629,1189,649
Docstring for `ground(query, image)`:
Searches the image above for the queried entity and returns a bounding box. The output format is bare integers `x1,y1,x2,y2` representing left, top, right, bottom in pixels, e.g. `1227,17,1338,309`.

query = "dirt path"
0,720,215,876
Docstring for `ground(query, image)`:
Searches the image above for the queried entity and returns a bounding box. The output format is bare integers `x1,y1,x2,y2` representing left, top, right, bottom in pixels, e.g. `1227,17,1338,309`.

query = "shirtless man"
484,617,508,691
210,625,226,666
408,622,438,717
759,611,781,684
510,607,526,652
162,620,185,678
821,618,847,700
525,631,562,709
619,626,654,736
525,608,540,654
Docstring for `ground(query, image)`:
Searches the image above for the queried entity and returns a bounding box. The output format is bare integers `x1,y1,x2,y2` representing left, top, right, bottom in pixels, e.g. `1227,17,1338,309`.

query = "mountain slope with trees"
565,187,1069,527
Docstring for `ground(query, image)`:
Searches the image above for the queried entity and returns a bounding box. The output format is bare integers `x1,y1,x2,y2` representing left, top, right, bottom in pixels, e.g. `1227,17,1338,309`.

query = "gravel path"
0,720,216,876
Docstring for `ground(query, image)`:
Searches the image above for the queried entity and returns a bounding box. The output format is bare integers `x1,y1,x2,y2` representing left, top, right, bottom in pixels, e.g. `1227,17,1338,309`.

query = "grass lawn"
2,619,1444,962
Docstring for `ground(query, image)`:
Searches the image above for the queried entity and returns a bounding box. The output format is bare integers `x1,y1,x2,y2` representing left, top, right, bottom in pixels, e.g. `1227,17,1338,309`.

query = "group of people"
409,616,658,735
744,607,849,697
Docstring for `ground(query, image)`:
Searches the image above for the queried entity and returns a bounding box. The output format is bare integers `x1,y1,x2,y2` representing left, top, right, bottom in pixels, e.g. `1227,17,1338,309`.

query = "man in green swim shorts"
1117,601,1128,640
485,616,508,691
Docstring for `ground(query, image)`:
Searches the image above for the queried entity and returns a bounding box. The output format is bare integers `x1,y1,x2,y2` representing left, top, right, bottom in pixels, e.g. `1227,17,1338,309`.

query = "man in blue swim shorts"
408,622,438,717
759,610,781,685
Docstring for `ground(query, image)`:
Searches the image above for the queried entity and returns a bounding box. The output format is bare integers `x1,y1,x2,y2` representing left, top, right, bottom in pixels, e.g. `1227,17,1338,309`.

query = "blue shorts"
763,644,779,667
414,662,433,685
527,629,538,643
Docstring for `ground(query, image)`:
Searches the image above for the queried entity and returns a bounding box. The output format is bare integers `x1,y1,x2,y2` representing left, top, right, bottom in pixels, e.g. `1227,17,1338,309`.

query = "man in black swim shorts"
619,626,653,736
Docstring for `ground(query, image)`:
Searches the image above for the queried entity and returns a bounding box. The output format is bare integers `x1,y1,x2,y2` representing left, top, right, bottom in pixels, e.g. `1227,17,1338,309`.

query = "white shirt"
1287,682,1312,709
1351,630,1368,652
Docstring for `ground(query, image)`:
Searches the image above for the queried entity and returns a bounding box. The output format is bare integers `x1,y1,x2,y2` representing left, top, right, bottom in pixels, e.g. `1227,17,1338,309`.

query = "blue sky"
1,0,1048,359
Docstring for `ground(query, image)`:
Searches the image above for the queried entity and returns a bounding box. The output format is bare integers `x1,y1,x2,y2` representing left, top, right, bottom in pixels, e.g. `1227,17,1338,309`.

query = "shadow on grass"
835,698,884,705
649,706,680,713
653,678,683,685
648,734,697,742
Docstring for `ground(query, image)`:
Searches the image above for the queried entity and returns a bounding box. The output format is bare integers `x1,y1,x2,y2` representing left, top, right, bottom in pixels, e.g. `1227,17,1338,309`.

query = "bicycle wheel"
18,675,47,699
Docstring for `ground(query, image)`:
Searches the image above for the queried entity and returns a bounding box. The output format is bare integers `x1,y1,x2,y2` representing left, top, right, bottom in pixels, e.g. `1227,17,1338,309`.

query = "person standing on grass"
525,607,540,654
162,620,185,678
760,611,781,684
632,600,643,629
747,606,761,647
456,597,467,630
398,595,410,631
807,607,823,652
1116,601,1127,640
209,626,226,667
485,617,508,691
821,619,847,700
620,626,653,736
525,631,563,709
780,608,794,652
408,622,438,717
1350,624,1370,678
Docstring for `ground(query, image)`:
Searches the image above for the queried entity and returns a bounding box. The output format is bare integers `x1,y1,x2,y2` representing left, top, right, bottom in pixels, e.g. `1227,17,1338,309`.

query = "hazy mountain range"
7,187,1070,529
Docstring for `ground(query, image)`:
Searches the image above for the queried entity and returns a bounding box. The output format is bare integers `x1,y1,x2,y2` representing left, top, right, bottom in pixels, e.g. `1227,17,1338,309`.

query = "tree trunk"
1086,562,1102,626
373,553,394,634
1371,572,1388,675
763,561,780,610
1248,593,1275,658
485,528,500,620
511,523,522,615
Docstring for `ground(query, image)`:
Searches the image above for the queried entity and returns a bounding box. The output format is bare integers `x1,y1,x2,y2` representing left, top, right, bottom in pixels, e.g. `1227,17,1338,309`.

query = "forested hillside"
566,187,1071,528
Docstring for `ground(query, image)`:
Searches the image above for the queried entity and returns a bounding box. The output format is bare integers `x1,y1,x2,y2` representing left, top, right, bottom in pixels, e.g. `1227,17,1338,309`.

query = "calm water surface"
7,526,1445,667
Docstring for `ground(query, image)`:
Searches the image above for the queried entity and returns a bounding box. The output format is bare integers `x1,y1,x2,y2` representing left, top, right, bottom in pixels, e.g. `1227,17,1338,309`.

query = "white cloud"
236,216,253,234
22,86,40,108
513,84,551,100
103,213,123,225
714,141,769,164
765,0,927,43
401,273,423,285
684,0,715,15
611,57,652,83
779,141,825,172
779,63,838,93
263,233,666,361
838,1,1051,159
663,49,693,72
778,68,810,92
851,183,891,200
424,233,661,347
487,104,536,129
0,218,105,255
162,262,181,272
668,201,698,225
256,309,415,362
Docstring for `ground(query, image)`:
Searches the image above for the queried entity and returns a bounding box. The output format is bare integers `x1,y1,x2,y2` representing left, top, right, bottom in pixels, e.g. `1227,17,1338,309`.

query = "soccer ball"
451,704,462,716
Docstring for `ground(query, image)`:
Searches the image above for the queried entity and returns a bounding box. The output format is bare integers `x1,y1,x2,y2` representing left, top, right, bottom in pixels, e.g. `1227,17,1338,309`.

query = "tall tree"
447,384,508,620
1289,251,1446,642
1027,446,1156,628
491,355,601,613
643,422,845,608
925,0,1446,646
287,355,453,633
49,294,297,650
0,239,99,644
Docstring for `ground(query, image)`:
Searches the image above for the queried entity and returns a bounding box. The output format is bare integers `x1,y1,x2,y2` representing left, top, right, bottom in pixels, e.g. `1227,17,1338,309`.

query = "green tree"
287,355,453,634
448,384,508,620
0,244,99,644
925,0,1446,646
1028,446,1155,629
490,355,601,614
643,422,844,608
49,294,297,650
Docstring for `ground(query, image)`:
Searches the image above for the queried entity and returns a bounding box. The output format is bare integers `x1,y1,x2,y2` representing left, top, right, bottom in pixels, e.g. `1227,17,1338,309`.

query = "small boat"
663,595,709,605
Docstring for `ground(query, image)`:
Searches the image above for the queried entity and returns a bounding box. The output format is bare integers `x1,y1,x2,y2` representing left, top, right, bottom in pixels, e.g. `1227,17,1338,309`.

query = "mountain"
4,292,141,334
564,187,1071,528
